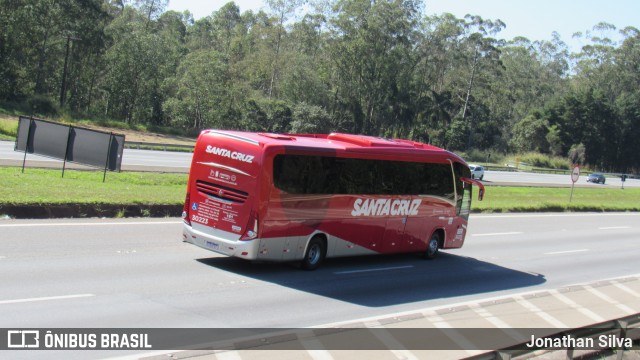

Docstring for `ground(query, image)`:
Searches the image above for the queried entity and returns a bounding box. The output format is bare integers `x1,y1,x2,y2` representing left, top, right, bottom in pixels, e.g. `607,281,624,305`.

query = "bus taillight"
182,192,191,225
241,211,258,240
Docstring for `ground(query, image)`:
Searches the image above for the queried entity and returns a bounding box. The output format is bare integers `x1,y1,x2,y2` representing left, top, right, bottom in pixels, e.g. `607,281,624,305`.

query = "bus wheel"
301,236,326,270
424,233,440,260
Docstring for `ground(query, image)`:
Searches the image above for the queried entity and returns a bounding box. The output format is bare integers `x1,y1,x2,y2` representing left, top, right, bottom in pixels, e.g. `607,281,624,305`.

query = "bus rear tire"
424,232,440,260
301,236,326,271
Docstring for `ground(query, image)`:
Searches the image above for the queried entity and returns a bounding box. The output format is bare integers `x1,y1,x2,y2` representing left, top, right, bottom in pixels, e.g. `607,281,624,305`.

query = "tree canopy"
1,0,639,172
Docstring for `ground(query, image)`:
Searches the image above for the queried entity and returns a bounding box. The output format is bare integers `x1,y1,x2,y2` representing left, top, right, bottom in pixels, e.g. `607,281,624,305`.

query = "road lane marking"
370,329,420,360
0,294,95,305
334,265,414,275
544,249,589,255
513,296,568,328
468,304,525,343
598,226,631,230
548,290,604,322
612,281,640,298
583,285,635,315
471,232,522,237
215,351,243,360
0,221,181,228
316,274,640,329
427,314,483,356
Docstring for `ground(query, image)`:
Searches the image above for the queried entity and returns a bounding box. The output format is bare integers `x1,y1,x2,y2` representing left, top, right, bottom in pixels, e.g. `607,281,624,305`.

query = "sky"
166,0,640,52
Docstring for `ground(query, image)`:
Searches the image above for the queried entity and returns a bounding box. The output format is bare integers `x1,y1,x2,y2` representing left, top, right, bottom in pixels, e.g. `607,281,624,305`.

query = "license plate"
205,240,219,250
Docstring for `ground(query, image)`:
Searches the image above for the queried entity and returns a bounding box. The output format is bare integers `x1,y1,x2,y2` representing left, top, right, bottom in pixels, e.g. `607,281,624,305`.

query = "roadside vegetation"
0,167,186,206
474,186,640,212
1,167,638,218
2,2,639,174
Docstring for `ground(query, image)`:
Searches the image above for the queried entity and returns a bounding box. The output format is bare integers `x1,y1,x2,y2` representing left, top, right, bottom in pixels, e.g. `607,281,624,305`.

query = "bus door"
382,215,406,253
381,196,421,253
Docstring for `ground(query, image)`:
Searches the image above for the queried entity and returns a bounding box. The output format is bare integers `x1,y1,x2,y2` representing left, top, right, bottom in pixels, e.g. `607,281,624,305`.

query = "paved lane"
1,213,638,328
1,214,639,359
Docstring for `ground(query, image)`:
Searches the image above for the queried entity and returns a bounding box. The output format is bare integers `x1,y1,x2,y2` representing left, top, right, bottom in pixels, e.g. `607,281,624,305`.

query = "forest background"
1,0,639,172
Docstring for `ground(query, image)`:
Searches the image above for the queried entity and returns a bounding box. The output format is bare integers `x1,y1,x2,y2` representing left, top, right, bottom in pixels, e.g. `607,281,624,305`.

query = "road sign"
570,165,580,203
571,165,580,183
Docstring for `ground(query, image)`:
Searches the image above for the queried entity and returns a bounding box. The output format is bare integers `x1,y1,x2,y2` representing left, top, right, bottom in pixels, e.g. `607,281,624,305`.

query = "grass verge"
475,186,640,212
0,167,186,206
1,167,639,218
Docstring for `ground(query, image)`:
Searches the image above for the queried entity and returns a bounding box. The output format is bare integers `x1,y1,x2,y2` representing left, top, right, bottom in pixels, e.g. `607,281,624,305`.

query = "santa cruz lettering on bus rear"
351,198,422,217
205,145,254,163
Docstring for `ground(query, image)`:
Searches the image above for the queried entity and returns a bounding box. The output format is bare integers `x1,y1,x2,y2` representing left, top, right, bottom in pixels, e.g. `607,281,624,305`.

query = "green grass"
474,186,640,212
0,117,17,140
1,167,639,213
0,167,187,205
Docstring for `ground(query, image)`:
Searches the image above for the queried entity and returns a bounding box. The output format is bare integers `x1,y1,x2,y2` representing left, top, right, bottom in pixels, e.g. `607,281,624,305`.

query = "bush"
515,152,571,170
25,95,58,116
458,149,505,164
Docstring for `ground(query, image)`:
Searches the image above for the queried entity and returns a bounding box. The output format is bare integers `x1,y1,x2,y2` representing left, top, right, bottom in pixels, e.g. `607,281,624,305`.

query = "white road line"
598,226,631,230
548,290,604,322
296,329,335,360
612,281,640,298
583,285,635,315
514,296,568,328
544,249,589,255
316,274,640,329
468,304,524,343
468,303,511,328
471,232,523,237
334,265,414,275
0,294,95,305
426,314,482,356
0,221,181,228
370,329,420,360
215,350,243,360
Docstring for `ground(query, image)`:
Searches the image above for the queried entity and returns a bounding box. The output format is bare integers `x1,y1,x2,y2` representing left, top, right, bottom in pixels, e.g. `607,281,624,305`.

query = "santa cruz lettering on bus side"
205,145,254,163
351,198,422,217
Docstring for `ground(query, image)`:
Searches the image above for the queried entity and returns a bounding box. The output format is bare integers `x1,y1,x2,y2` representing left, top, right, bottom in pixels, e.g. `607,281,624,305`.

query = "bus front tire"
424,233,440,260
301,237,326,270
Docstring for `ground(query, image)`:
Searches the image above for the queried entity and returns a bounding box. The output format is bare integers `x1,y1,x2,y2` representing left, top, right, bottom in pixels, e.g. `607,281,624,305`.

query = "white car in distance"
469,164,484,180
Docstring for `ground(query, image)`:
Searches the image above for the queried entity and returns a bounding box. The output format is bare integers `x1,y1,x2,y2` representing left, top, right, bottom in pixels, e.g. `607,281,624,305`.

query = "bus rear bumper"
182,223,260,260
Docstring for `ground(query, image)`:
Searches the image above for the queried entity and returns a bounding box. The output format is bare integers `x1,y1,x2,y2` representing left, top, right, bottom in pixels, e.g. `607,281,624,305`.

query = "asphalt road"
1,213,638,327
1,213,639,358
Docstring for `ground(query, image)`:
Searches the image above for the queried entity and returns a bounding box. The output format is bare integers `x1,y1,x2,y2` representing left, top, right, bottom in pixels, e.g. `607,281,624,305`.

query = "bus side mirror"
460,177,485,201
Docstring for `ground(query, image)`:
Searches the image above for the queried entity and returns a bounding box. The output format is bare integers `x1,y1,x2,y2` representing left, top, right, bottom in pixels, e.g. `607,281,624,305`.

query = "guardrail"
125,141,194,151
467,312,640,360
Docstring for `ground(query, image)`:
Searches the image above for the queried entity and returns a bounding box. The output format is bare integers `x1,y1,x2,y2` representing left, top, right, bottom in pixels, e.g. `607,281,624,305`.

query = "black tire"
479,175,484,181
301,236,326,270
424,232,441,260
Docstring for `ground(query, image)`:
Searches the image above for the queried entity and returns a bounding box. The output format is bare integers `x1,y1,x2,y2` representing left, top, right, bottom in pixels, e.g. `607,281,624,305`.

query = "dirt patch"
0,204,182,219
78,123,196,146
0,114,196,146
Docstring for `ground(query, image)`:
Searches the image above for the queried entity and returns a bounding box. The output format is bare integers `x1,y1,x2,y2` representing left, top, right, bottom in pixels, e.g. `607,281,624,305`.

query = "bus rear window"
273,154,454,200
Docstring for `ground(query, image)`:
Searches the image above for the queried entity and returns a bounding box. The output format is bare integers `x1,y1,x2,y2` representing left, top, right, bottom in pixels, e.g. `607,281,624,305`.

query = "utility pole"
60,34,80,108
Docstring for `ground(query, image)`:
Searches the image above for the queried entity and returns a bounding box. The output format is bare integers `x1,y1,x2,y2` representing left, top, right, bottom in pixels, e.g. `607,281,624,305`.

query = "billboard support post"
103,133,114,183
62,126,73,178
21,118,34,174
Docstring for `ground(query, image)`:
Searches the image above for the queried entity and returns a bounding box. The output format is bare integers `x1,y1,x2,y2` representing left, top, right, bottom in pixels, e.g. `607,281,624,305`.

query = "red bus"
182,130,484,270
